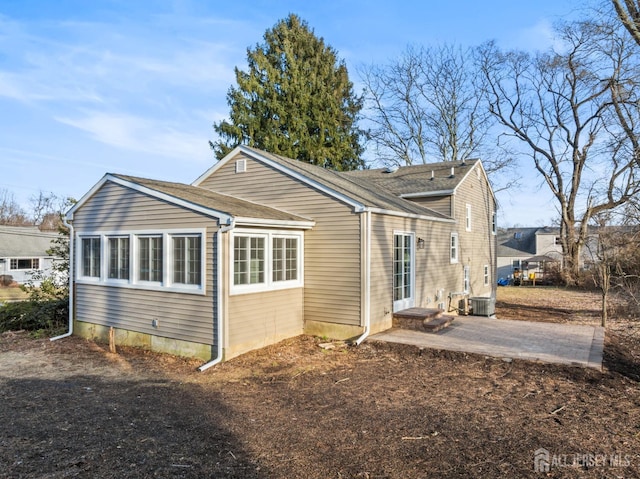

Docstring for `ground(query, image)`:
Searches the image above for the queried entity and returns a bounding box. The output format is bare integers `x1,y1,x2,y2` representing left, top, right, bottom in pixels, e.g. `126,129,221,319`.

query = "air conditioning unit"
470,297,495,317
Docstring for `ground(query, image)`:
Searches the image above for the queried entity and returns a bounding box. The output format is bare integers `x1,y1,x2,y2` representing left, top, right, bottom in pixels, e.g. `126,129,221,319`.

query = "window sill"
76,278,206,295
230,281,303,296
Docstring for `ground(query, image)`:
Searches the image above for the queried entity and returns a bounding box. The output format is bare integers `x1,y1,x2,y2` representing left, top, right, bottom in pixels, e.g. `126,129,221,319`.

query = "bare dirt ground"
2,286,640,478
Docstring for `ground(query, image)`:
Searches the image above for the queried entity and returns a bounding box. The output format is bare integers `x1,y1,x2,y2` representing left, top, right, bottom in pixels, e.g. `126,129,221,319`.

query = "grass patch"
0,287,29,302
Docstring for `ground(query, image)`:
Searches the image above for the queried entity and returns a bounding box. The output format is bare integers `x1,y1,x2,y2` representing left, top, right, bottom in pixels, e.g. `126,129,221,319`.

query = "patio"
370,316,604,369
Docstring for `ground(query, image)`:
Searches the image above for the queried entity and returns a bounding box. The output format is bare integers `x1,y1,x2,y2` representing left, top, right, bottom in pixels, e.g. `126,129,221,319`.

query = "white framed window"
171,234,202,286
450,233,459,264
231,229,303,294
81,237,101,278
9,258,40,270
76,229,205,294
465,204,472,231
233,234,266,286
463,265,470,293
107,236,130,280
138,236,163,283
272,236,298,282
484,264,489,286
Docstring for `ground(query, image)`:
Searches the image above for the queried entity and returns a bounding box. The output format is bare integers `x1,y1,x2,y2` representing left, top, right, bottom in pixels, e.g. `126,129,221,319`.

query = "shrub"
0,298,68,335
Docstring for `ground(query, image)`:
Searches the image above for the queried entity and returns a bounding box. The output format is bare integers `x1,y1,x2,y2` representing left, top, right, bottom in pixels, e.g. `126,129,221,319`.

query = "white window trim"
465,204,472,231
230,228,304,295
106,235,131,283
491,211,497,235
135,234,164,285
484,264,489,286
76,228,206,295
463,265,470,293
8,258,41,271
450,232,459,264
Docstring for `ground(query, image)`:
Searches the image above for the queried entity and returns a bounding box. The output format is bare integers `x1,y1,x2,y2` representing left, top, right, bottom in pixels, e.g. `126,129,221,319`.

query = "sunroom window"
81,237,101,278
232,231,302,293
138,236,163,282
173,235,201,285
108,236,130,280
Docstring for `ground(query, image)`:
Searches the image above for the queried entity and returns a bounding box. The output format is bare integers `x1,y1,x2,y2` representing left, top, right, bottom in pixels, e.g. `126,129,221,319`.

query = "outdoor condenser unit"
470,297,495,317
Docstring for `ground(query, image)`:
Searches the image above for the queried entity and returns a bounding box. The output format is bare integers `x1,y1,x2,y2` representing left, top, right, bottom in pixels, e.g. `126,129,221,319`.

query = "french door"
393,232,415,312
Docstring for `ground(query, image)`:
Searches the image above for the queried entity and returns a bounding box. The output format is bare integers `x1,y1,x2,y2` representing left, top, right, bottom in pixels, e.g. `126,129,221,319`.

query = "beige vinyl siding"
73,181,218,345
226,288,303,359
369,214,461,330
199,152,361,326
407,195,452,217
454,166,497,298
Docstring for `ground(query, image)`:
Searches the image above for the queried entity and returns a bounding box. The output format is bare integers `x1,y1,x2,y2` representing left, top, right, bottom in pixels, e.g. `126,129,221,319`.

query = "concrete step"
393,308,454,332
423,315,455,333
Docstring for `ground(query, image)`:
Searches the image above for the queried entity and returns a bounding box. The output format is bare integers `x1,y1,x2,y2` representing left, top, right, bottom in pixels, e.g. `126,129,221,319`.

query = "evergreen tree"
211,14,365,171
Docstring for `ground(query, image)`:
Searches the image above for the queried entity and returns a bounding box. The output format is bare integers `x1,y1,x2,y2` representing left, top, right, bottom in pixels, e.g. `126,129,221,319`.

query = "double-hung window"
81,237,101,278
172,235,201,285
450,233,459,264
465,204,472,231
108,236,130,280
232,231,302,293
138,236,163,282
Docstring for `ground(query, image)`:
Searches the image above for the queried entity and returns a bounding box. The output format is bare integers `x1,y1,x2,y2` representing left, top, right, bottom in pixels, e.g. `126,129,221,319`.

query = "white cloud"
55,111,211,162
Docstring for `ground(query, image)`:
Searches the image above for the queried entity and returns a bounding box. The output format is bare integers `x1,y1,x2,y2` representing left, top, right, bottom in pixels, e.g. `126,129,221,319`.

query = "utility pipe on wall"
51,217,74,342
198,220,235,371
355,210,372,346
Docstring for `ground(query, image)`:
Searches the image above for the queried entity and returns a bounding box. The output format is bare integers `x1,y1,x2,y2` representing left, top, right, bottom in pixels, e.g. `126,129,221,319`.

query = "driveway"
370,316,604,369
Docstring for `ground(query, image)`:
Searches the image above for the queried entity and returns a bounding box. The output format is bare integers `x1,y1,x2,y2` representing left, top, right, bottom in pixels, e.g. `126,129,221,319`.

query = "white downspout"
199,219,235,371
355,210,371,346
51,217,74,341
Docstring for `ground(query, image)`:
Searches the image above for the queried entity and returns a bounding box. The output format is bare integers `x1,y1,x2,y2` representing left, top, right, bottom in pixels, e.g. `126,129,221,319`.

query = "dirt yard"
2,286,640,478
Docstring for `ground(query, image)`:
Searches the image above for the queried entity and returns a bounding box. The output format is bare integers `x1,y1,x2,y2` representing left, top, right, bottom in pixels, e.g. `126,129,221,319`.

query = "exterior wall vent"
235,159,247,173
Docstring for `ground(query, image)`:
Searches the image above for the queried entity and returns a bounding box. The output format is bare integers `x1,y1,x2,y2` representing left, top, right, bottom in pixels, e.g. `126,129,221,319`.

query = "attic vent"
384,165,398,173
235,159,246,173
450,167,455,177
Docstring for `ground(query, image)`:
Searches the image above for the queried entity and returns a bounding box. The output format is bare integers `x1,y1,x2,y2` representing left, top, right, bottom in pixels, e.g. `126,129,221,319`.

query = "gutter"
198,219,235,371
354,210,372,345
50,216,74,341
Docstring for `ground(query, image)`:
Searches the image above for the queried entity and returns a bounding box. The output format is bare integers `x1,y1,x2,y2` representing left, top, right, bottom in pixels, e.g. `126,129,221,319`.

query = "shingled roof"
67,174,314,227
238,146,455,220
496,228,539,257
0,226,58,257
343,160,479,197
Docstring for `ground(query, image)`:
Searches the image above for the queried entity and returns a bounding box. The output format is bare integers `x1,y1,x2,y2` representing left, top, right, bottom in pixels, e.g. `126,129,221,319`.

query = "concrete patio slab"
370,316,604,369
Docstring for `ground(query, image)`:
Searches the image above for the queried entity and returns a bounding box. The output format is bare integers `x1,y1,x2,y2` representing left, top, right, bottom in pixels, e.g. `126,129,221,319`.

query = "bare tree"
359,44,514,188
0,189,29,226
612,0,640,46
29,191,67,230
479,20,640,283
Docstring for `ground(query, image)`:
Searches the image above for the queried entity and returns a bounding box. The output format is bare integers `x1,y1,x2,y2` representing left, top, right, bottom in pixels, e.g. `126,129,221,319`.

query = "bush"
0,298,68,336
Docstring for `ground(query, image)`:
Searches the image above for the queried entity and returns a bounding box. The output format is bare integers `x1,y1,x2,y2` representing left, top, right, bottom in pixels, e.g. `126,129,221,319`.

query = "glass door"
393,232,415,312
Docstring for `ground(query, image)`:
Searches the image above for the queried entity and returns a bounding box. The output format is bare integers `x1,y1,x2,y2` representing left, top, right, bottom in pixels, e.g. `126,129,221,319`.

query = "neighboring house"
66,146,497,364
497,227,597,282
0,225,59,284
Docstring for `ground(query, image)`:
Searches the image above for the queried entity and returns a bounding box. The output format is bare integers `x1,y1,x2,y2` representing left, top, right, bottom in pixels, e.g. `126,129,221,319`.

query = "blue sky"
0,0,585,226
